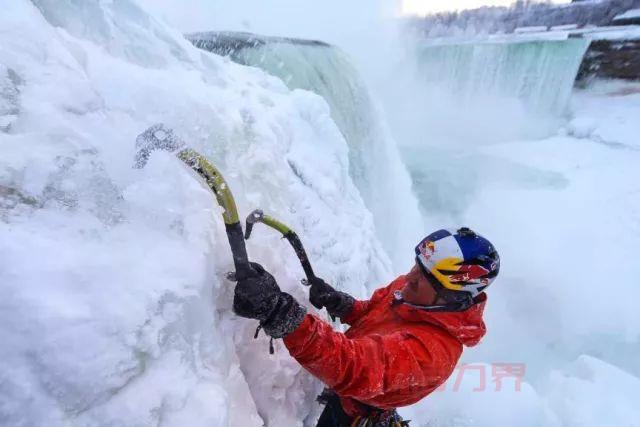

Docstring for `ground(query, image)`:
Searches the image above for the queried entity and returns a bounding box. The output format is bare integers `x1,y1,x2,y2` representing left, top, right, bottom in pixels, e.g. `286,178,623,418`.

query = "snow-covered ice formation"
0,1,395,425
3,1,640,426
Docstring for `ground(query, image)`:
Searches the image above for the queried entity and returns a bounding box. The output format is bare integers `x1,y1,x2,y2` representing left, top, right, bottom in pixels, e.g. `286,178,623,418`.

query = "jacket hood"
392,278,487,347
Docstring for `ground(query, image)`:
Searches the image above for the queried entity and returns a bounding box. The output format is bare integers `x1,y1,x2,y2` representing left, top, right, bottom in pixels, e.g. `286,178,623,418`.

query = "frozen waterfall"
380,37,591,151
188,31,424,272
415,38,590,118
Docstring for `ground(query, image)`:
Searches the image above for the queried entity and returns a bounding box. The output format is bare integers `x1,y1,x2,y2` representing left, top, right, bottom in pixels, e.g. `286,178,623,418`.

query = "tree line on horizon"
407,0,640,38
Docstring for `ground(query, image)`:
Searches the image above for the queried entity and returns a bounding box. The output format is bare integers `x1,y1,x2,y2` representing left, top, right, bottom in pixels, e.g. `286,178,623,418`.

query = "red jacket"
283,275,487,416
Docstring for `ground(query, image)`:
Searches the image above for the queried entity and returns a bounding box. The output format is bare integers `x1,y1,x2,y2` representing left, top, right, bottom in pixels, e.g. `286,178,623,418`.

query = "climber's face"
401,263,439,305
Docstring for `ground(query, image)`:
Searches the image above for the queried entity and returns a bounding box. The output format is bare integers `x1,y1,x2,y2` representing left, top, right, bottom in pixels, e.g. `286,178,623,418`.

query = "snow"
3,1,640,426
567,80,640,149
418,24,640,44
400,79,640,425
550,24,579,31
514,26,548,34
577,24,640,40
613,8,640,21
402,363,561,426
544,355,640,427
186,32,424,272
421,31,573,47
0,1,391,425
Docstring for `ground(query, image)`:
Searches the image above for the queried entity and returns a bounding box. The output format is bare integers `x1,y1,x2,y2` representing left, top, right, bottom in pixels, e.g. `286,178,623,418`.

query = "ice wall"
188,32,424,272
0,1,392,425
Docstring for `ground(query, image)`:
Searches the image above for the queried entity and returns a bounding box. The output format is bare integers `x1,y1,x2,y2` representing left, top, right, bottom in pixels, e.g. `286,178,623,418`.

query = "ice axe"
244,209,316,285
244,210,336,319
134,124,255,280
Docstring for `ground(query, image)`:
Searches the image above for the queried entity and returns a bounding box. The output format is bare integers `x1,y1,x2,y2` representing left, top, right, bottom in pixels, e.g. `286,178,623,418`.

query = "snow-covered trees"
408,0,640,38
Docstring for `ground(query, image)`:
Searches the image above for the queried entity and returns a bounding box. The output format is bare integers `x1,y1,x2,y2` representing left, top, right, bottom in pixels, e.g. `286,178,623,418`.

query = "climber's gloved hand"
232,262,306,338
309,277,354,319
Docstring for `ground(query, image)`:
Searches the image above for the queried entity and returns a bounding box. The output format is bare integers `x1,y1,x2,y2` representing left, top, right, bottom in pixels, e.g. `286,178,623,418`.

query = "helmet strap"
394,290,472,312
414,257,474,312
433,280,473,308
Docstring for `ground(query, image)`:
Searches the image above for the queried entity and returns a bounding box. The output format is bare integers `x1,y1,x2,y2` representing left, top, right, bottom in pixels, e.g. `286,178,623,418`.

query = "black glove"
309,277,354,319
233,263,306,338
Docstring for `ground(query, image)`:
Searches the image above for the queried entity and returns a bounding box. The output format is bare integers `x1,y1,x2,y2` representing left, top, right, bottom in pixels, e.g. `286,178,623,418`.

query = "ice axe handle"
284,231,315,284
244,210,316,283
225,222,255,280
244,220,255,240
244,209,263,240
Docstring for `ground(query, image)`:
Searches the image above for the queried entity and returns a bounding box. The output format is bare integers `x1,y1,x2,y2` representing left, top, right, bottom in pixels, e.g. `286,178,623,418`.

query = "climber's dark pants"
315,390,353,427
315,390,408,427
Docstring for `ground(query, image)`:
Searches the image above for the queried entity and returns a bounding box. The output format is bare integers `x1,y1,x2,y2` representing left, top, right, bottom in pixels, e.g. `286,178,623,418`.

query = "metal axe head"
134,123,186,169
244,209,265,239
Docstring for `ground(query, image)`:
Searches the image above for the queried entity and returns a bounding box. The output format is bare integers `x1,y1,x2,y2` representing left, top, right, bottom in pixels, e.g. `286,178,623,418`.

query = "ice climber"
232,227,500,427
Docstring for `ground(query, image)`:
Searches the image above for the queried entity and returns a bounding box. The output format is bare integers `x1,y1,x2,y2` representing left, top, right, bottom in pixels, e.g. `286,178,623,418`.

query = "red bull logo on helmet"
448,265,490,284
419,240,436,261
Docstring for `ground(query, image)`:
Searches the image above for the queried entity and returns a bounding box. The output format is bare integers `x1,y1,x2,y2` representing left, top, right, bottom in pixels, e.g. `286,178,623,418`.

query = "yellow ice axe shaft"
135,124,254,280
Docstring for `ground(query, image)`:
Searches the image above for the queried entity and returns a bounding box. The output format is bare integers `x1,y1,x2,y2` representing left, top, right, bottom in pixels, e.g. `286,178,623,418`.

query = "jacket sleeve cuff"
261,293,307,339
339,299,368,325
282,313,315,348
